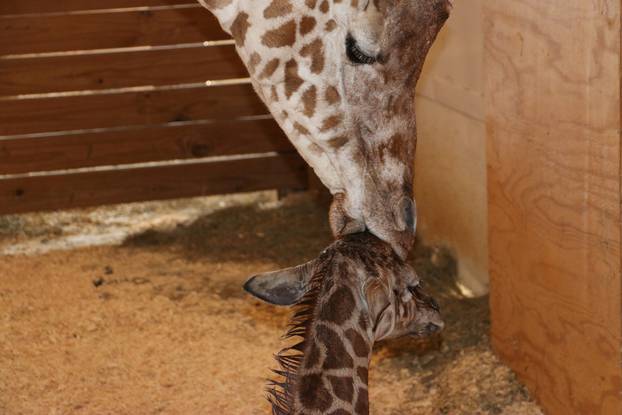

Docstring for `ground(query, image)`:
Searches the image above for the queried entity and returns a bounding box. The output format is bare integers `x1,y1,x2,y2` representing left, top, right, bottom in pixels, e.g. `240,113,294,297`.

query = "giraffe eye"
407,281,422,295
346,34,377,65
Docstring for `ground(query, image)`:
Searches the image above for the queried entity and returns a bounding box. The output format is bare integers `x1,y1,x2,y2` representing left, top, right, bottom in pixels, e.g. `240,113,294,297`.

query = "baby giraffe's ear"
243,261,315,306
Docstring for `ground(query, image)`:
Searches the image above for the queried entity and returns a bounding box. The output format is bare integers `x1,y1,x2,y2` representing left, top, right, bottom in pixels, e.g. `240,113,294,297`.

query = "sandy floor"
0,194,543,414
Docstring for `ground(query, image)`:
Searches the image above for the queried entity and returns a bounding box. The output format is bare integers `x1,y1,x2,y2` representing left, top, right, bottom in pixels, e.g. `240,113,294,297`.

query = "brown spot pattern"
301,86,317,118
305,0,317,8
320,0,330,12
308,143,323,154
263,0,293,18
284,59,304,98
294,122,310,135
247,52,261,75
320,115,343,132
319,286,355,324
325,85,341,105
387,133,406,158
298,374,333,411
357,367,368,384
326,19,337,31
271,86,279,101
328,135,348,149
262,20,297,48
351,0,359,7
300,38,325,74
316,325,353,369
305,343,321,368
260,58,280,79
230,13,250,47
300,16,317,35
345,328,369,357
379,133,407,161
355,388,369,414
203,0,232,9
328,376,354,402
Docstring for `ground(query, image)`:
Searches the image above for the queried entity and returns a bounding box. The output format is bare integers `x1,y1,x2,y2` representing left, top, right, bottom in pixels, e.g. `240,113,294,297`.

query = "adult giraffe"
197,0,450,259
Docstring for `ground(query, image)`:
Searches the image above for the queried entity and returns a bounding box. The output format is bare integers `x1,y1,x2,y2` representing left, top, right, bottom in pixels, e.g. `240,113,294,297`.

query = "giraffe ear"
243,261,315,306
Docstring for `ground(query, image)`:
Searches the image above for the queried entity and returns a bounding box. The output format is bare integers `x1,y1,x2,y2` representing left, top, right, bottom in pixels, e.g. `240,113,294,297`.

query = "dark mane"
265,232,392,414
267,248,335,415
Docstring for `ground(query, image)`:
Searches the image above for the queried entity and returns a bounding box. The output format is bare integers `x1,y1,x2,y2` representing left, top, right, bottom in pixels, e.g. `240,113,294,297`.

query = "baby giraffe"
245,232,443,414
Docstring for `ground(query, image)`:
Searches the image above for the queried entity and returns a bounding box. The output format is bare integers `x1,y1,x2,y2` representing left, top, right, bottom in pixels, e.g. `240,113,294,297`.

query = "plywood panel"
0,154,307,215
0,1,192,15
0,45,246,96
0,83,267,136
0,6,226,55
484,1,622,414
415,0,487,294
0,119,289,174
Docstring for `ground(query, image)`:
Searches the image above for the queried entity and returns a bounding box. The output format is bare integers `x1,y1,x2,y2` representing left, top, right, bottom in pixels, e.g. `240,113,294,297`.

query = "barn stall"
0,0,620,414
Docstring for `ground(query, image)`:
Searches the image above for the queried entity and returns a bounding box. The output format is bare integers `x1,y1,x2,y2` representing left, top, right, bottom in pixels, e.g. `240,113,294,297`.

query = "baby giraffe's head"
199,0,452,258
245,232,443,340
245,232,443,414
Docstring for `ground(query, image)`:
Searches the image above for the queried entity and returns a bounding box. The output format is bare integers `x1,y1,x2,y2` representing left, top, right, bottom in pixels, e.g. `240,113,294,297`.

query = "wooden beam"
0,154,307,215
0,5,226,55
484,1,622,414
0,45,246,96
0,119,290,174
0,1,193,15
0,83,267,136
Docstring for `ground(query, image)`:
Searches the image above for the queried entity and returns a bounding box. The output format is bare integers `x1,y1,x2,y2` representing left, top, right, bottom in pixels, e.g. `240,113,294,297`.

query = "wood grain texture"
0,154,307,215
0,0,192,15
0,119,290,174
0,6,226,55
0,45,246,96
484,1,622,414
0,84,267,136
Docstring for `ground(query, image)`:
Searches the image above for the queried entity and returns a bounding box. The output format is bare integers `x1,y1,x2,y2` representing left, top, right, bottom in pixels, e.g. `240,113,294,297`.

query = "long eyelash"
346,35,377,65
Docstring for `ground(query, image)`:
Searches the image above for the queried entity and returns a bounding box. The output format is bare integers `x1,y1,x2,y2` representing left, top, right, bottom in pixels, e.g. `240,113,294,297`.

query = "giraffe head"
199,0,451,259
244,232,443,413
245,231,443,340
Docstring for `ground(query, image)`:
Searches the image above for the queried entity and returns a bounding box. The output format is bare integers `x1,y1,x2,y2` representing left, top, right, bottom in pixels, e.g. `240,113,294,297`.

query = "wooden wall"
0,1,306,214
484,0,622,413
415,0,488,295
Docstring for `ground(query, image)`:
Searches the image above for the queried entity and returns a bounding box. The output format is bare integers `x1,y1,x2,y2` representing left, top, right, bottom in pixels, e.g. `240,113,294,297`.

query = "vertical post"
484,1,622,414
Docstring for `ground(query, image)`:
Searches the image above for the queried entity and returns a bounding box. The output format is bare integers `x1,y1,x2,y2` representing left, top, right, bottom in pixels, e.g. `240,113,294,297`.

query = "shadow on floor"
123,197,333,268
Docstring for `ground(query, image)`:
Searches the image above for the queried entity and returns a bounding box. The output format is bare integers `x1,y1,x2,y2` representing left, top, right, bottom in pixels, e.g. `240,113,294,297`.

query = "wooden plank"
484,1,622,414
0,6,227,55
0,83,267,136
0,1,192,15
0,154,308,215
0,45,246,96
0,119,291,174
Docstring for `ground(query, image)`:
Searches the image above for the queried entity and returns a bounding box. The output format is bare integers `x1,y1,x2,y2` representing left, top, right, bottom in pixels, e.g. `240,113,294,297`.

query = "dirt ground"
0,193,543,415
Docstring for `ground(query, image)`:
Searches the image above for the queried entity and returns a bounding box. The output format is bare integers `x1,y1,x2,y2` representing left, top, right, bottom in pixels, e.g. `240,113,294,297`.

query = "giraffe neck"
291,315,372,415
270,249,373,414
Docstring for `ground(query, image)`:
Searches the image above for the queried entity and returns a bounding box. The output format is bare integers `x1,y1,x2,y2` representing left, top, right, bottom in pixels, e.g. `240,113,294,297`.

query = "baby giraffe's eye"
407,281,422,295
346,34,377,65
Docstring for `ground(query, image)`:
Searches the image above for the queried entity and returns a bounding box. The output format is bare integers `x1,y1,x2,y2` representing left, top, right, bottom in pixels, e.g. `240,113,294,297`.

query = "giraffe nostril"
394,197,417,232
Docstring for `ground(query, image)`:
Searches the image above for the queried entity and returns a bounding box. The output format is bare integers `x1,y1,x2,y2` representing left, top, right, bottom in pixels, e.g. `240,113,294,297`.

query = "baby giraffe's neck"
290,276,374,415
292,319,372,414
